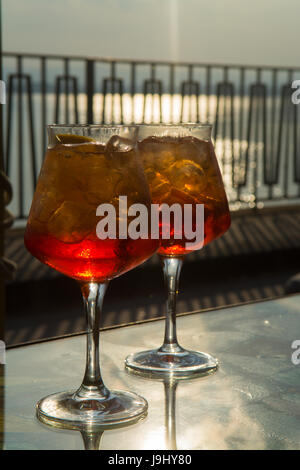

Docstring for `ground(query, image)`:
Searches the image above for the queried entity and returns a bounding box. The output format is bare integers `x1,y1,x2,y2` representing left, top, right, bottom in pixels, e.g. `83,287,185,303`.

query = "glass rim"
47,124,139,129
47,123,213,130
137,122,213,129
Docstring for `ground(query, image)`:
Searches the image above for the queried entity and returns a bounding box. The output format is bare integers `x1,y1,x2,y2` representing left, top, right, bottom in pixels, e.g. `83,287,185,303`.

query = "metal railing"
2,51,300,220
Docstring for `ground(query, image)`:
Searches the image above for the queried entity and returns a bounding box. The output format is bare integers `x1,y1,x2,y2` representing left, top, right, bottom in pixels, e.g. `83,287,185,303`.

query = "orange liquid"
25,139,158,281
24,231,158,282
139,136,231,256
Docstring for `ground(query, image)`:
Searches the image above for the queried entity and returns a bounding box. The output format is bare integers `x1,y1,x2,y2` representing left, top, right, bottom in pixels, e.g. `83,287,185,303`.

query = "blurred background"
1,0,300,346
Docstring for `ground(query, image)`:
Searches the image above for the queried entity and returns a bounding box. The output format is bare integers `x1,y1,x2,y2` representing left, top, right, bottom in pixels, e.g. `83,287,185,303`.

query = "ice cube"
106,135,134,154
155,149,176,172
143,168,171,202
176,137,211,169
167,159,206,194
32,189,62,223
47,200,96,243
168,187,198,205
139,136,177,173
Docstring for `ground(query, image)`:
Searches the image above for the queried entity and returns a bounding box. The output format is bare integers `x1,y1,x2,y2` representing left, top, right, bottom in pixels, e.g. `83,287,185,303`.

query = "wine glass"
24,125,159,428
125,124,231,377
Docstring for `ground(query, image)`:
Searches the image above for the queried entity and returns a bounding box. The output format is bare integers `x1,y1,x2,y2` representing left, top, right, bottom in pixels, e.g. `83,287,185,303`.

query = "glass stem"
159,256,184,354
75,282,109,400
80,430,104,450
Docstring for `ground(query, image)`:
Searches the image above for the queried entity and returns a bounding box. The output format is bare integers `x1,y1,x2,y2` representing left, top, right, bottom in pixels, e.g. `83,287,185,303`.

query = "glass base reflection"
125,348,218,378
37,389,148,430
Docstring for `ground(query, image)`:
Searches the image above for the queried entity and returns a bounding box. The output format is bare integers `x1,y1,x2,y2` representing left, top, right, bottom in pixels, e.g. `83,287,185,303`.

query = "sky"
2,0,300,67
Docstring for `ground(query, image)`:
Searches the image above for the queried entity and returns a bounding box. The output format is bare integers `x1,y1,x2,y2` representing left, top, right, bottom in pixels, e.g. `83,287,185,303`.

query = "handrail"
3,51,300,71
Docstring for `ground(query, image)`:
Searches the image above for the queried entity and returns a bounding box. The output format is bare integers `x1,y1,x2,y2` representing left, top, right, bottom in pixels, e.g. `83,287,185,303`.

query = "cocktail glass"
125,124,231,378
24,125,159,428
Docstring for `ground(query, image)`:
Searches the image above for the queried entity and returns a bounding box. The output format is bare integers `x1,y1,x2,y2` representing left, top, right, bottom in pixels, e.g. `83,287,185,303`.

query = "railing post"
0,0,15,348
0,0,4,345
0,0,4,451
86,59,95,124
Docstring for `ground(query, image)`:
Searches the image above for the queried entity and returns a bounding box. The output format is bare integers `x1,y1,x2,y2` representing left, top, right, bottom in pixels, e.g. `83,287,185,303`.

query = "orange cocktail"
25,125,158,429
125,124,231,378
25,134,158,281
139,135,230,255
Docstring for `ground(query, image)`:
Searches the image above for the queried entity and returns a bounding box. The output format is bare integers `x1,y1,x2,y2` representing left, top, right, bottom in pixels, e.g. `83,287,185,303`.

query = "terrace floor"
4,206,300,346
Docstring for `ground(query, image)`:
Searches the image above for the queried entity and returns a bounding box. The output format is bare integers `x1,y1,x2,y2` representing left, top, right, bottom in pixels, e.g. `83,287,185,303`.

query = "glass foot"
36,390,148,430
125,349,218,378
